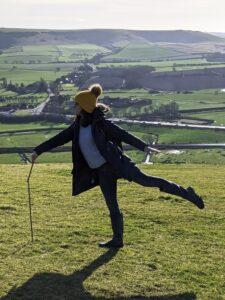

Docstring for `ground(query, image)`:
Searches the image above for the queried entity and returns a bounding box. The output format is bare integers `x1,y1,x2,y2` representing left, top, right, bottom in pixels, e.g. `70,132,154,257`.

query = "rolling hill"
0,28,224,50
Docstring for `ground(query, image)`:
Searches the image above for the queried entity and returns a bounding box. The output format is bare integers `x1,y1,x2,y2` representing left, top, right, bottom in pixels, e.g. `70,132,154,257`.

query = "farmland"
1,37,225,166
1,28,225,300
0,44,109,84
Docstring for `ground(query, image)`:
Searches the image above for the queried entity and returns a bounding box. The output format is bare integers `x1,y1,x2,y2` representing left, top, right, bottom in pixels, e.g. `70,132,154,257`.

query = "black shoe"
99,212,124,248
99,238,124,248
186,187,205,209
160,182,205,209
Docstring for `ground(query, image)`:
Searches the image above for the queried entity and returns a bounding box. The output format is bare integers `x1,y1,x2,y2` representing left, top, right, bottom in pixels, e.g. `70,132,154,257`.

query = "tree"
152,101,179,120
2,77,7,88
37,78,48,93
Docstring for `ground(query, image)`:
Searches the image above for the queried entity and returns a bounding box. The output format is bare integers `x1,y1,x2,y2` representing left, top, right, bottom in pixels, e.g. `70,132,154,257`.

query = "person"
31,83,204,249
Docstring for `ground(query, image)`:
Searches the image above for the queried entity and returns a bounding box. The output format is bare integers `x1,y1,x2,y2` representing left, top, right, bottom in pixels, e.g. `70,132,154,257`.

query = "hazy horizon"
0,27,224,34
1,0,225,32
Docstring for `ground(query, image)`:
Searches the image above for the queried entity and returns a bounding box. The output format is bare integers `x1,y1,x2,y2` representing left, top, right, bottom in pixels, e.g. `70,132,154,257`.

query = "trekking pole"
25,154,34,243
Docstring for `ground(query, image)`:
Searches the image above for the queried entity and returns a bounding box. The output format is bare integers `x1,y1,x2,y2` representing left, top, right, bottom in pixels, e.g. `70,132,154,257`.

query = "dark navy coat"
33,107,147,196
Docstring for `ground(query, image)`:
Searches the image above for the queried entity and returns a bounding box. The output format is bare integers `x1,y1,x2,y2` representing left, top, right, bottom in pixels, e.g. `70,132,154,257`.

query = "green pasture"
4,126,225,149
0,43,109,84
101,42,186,62
0,163,224,298
0,44,110,64
0,92,47,108
0,69,68,84
1,121,225,164
60,83,79,96
103,89,225,111
0,121,67,132
188,111,225,125
56,44,110,62
98,58,225,72
0,62,79,72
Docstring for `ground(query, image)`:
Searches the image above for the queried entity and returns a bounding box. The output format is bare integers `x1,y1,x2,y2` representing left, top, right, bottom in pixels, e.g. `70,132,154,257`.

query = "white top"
79,124,106,169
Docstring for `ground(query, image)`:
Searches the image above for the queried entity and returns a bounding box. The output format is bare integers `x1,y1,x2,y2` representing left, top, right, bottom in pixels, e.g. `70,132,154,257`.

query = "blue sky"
1,0,225,32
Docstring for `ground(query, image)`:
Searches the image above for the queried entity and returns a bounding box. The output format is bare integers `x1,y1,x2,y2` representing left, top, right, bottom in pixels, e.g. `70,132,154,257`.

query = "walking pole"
25,154,34,243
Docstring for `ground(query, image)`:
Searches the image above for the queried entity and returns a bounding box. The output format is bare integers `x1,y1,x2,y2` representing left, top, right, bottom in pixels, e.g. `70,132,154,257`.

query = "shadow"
1,248,196,300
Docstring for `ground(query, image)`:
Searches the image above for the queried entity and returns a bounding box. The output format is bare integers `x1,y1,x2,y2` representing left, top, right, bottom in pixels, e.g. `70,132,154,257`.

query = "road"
110,118,225,132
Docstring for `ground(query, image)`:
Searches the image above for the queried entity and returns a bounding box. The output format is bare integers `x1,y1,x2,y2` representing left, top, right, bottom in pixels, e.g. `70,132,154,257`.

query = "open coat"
33,107,148,196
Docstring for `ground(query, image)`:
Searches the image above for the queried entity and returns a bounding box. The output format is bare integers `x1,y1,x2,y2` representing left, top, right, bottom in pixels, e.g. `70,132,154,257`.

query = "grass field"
101,42,186,62
1,120,225,165
189,111,225,125
2,123,225,150
0,91,47,108
98,58,225,72
0,69,68,84
0,43,109,84
0,163,224,299
0,44,110,64
103,89,225,111
0,121,67,132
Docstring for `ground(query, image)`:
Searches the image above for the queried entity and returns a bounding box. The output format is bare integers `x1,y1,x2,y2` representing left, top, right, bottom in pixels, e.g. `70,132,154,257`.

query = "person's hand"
144,145,161,154
31,151,38,163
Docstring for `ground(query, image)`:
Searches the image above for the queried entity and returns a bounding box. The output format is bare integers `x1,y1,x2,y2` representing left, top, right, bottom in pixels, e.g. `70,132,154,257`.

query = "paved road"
110,118,225,132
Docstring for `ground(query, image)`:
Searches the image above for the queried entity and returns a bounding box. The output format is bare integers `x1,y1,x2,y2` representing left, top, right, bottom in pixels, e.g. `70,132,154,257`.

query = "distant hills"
210,32,225,38
0,28,224,50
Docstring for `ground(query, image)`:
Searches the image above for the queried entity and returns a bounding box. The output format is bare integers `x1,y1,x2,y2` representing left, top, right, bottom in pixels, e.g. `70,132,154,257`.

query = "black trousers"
94,162,184,216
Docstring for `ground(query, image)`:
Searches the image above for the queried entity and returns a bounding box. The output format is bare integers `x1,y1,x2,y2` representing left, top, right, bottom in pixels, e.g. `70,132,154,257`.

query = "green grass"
127,127,225,144
153,149,225,164
60,83,79,96
2,125,225,149
189,111,225,125
0,62,80,72
0,130,67,147
1,124,225,165
101,42,185,62
103,89,225,111
0,163,224,298
0,91,47,108
0,44,110,64
0,121,67,132
0,43,109,84
56,44,110,62
98,58,225,72
0,69,68,84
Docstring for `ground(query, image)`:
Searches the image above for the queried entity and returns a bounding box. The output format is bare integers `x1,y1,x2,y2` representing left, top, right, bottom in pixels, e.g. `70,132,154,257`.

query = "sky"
1,0,225,32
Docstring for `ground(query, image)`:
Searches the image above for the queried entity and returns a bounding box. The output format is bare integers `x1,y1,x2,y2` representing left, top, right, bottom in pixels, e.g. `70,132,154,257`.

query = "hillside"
0,28,224,50
210,32,225,38
0,163,224,299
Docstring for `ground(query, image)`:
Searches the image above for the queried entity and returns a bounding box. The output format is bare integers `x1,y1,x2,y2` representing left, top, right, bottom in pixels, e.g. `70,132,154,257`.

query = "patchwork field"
101,42,190,62
0,44,109,84
0,44,110,64
103,88,225,112
98,58,225,72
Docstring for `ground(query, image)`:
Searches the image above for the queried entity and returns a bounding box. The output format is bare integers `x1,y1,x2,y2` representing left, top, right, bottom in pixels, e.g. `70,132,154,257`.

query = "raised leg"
128,165,204,209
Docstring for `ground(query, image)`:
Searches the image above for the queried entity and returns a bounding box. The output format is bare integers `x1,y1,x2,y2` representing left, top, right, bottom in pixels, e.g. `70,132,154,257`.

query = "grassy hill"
101,42,184,62
0,163,224,299
0,44,109,64
0,29,224,50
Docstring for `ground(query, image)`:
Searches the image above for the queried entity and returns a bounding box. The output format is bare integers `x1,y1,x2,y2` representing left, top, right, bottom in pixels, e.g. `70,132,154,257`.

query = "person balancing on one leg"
31,83,204,248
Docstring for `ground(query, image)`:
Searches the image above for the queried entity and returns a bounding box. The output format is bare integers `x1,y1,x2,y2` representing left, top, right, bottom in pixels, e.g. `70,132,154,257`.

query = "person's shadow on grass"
1,248,196,300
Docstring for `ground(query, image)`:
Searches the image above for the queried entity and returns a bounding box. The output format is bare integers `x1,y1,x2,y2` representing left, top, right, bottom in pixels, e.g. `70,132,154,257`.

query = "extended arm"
33,122,75,156
103,119,147,151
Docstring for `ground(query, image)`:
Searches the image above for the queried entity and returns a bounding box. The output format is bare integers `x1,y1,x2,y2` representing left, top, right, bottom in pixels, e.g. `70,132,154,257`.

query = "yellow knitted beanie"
74,84,102,113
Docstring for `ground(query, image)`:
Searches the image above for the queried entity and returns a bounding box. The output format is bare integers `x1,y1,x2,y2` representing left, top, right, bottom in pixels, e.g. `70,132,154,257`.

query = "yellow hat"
74,84,102,113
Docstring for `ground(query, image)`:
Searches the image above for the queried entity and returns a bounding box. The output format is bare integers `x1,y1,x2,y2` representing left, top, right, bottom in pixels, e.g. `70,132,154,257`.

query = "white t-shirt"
79,124,106,169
